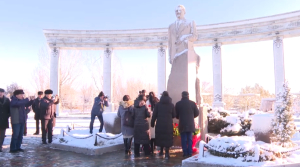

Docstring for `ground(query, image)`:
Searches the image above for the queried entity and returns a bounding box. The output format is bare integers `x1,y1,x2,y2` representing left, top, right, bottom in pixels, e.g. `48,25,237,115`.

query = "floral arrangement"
173,123,200,136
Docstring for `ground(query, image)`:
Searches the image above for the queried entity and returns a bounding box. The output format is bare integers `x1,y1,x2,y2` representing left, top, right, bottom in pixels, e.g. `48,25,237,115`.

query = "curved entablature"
44,10,300,49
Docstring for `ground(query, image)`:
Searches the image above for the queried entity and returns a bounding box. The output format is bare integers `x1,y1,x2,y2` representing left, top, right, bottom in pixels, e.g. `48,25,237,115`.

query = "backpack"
123,107,134,127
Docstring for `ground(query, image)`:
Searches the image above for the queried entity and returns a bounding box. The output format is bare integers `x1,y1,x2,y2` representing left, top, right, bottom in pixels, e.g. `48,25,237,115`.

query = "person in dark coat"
32,91,43,135
89,91,109,134
175,91,199,157
147,91,159,154
40,89,59,144
10,89,34,153
0,88,10,152
132,95,151,157
151,91,175,159
117,95,134,154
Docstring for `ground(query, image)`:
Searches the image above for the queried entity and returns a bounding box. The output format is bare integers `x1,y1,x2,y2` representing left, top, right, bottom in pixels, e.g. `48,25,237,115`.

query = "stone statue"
167,5,201,106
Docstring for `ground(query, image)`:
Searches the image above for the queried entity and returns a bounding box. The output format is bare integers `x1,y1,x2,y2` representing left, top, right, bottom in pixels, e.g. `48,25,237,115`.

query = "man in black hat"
175,91,199,157
40,89,59,144
0,88,10,152
10,89,34,153
32,91,43,135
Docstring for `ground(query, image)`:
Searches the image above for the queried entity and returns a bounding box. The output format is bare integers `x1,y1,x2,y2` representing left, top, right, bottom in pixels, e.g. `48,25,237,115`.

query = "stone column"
50,46,60,116
212,43,225,108
103,48,114,112
157,46,167,95
273,36,286,104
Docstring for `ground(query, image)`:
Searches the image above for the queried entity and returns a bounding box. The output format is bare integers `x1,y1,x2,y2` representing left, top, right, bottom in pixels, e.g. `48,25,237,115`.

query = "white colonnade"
46,10,300,113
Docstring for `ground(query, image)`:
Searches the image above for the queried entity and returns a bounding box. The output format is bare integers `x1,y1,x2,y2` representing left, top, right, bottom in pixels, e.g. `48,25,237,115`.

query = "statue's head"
175,5,186,19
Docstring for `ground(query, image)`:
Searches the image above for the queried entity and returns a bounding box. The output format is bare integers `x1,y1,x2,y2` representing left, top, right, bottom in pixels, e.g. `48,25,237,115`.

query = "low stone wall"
182,156,300,167
51,143,123,155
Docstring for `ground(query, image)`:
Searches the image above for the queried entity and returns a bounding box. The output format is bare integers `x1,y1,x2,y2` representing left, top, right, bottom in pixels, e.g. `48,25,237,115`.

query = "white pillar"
103,48,114,112
157,46,167,96
273,36,286,103
212,43,225,108
50,46,60,116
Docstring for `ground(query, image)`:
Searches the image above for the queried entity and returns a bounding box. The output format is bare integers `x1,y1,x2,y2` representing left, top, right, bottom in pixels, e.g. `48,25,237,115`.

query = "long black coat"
0,96,10,129
151,96,175,147
32,98,42,120
175,97,199,133
132,104,150,144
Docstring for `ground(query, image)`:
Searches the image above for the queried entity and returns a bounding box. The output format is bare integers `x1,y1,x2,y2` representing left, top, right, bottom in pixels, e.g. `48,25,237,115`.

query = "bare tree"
6,83,21,97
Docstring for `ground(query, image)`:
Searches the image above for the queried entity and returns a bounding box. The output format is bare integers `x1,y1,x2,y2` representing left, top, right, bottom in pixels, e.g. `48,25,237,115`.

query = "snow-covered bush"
207,136,253,158
220,116,252,136
207,111,229,133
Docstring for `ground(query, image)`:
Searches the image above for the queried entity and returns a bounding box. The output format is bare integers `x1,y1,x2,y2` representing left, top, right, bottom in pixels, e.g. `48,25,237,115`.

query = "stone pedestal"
167,41,197,104
103,48,114,112
199,106,208,141
212,43,225,108
50,46,60,116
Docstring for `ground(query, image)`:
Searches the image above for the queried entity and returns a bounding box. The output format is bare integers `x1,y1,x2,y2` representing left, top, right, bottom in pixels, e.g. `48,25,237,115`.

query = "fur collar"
119,100,134,108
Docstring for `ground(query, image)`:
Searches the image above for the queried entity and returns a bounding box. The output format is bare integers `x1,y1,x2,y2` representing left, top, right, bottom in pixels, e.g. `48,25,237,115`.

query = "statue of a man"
167,5,201,105
168,5,198,64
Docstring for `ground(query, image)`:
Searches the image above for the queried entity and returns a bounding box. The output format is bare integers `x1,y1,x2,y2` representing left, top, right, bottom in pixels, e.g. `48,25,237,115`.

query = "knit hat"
13,89,25,96
182,91,189,97
44,89,53,95
38,91,43,95
0,88,4,92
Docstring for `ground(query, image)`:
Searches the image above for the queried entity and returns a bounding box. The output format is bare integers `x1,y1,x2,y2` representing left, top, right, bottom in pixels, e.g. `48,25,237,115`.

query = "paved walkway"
0,117,192,167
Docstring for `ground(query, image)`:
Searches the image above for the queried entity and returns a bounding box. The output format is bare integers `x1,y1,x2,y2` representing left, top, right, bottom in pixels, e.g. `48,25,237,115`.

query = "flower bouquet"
173,123,201,153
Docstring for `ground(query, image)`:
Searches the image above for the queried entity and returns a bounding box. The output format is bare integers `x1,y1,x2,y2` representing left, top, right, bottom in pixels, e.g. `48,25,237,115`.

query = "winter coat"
117,100,134,137
10,96,34,124
40,97,59,120
32,98,42,120
0,96,10,129
91,97,109,115
146,100,155,139
132,102,151,144
151,96,175,147
175,97,199,133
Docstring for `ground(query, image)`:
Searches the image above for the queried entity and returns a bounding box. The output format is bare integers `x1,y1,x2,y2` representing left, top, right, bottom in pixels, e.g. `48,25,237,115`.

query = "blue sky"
1,0,300,94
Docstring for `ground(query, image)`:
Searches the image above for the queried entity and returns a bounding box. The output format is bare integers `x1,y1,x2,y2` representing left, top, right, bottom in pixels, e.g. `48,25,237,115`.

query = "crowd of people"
0,88,59,153
115,89,199,159
0,87,200,159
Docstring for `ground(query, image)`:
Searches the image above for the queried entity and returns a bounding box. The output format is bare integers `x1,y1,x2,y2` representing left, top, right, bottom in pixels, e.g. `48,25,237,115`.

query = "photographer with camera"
89,91,109,134
40,89,59,144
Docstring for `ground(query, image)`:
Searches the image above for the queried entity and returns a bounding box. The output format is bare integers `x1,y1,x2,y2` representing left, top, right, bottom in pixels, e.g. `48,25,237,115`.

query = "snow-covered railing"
260,146,300,154
61,129,94,139
94,133,122,146
71,123,100,129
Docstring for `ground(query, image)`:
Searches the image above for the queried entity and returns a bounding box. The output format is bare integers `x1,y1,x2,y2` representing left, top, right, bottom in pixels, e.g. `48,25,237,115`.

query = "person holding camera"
40,89,59,144
89,91,109,134
9,89,34,153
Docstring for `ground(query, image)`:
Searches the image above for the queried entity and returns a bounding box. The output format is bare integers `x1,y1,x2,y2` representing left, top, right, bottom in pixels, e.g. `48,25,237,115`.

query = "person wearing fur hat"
32,91,43,135
0,88,10,152
89,91,109,134
40,89,59,144
117,95,134,154
9,89,34,153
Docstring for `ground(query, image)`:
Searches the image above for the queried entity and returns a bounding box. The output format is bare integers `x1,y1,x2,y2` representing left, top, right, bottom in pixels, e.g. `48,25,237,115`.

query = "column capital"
212,43,222,55
158,46,166,57
273,36,283,48
104,48,113,58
